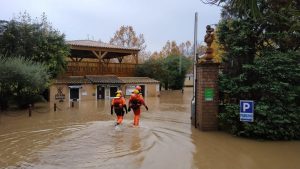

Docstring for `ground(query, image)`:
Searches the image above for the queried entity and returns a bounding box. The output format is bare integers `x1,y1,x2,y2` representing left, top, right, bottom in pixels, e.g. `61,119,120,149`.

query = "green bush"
219,51,300,140
0,57,50,109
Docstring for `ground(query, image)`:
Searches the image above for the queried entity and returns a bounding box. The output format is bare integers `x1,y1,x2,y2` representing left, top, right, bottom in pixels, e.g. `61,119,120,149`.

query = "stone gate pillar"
195,62,219,131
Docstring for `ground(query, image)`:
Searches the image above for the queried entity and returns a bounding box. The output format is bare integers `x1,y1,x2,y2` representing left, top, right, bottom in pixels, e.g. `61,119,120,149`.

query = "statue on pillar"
203,25,215,61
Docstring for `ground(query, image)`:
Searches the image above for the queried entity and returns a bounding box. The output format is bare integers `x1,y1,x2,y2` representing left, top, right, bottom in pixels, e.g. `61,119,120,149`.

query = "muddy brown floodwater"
0,88,299,169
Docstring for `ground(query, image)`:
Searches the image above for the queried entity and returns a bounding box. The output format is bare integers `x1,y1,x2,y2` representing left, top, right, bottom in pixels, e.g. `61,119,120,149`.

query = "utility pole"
193,12,198,97
191,12,198,127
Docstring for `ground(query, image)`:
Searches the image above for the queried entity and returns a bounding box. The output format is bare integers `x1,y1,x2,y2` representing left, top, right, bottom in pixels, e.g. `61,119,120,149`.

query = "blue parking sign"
240,100,254,113
240,100,254,122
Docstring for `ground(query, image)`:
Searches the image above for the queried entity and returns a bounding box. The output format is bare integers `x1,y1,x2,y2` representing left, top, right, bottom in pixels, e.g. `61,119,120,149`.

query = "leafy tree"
201,0,264,19
179,41,192,57
160,41,181,57
150,40,194,59
0,56,50,109
0,12,69,78
211,31,223,63
164,55,192,89
217,19,258,76
149,41,196,85
109,25,148,63
0,20,8,34
110,25,146,50
135,58,161,77
215,0,299,21
136,55,191,90
218,0,299,76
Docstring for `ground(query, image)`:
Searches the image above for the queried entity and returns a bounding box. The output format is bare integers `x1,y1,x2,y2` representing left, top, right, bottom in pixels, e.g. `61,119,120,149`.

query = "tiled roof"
86,75,124,84
54,76,90,84
119,77,160,84
66,40,140,51
54,76,159,85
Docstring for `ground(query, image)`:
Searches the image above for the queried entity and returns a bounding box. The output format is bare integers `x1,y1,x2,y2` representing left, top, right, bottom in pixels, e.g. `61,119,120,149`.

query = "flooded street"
0,88,299,169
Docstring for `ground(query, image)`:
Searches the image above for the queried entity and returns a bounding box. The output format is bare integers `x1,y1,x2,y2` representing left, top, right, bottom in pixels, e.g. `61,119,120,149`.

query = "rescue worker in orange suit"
128,89,148,126
116,89,126,105
135,85,143,98
111,93,128,126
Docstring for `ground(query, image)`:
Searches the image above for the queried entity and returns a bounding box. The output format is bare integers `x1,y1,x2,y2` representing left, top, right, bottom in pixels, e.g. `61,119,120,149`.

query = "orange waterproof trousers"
117,115,123,124
133,109,141,126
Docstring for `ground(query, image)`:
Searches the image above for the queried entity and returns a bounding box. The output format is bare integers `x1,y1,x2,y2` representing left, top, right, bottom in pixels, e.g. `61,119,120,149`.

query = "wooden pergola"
65,40,140,77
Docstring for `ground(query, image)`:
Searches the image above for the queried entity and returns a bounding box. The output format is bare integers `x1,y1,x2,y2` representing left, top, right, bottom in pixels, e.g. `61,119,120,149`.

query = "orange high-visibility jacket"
112,97,126,109
128,94,145,109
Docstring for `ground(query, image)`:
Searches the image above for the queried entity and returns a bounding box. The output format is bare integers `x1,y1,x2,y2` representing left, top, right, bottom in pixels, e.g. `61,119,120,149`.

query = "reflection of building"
49,40,159,102
184,73,193,87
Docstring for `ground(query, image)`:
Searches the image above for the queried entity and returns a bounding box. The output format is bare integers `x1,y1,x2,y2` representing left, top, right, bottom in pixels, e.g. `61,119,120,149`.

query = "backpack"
113,98,123,109
131,97,141,109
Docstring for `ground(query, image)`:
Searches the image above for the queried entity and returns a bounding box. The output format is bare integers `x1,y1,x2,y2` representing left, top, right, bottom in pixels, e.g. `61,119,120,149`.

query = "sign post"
240,100,254,122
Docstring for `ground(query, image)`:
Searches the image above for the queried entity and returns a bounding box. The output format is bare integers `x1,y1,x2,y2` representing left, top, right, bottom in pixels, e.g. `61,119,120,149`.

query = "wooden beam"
69,45,139,54
101,51,108,59
70,57,75,62
117,57,123,63
92,50,101,59
133,53,138,64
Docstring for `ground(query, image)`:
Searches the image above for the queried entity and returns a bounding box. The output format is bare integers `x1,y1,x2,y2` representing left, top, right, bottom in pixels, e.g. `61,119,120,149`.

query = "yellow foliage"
211,33,223,63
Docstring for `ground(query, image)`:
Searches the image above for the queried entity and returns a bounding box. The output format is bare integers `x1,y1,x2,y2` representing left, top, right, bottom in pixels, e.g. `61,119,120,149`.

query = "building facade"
49,40,160,102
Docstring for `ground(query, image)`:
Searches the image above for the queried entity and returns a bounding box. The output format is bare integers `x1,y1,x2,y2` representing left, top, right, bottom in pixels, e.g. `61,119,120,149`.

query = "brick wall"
195,62,219,131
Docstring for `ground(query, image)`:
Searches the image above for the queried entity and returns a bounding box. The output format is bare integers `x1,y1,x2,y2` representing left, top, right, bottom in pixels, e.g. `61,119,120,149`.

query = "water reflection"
0,88,299,169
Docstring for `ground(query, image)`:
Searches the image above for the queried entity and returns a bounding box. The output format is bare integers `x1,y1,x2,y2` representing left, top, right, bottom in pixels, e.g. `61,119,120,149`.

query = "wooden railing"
65,61,138,77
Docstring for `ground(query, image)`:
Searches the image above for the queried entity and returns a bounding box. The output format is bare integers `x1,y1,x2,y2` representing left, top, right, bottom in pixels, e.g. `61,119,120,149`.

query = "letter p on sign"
243,103,250,112
240,100,254,114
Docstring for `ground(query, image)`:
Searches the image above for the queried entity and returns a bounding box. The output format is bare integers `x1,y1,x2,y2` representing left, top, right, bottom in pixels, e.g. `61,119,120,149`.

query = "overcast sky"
0,0,221,52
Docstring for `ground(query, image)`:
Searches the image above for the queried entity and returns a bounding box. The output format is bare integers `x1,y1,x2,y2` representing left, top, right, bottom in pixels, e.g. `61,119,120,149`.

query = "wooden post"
54,103,57,112
28,104,32,117
134,53,138,64
99,51,102,75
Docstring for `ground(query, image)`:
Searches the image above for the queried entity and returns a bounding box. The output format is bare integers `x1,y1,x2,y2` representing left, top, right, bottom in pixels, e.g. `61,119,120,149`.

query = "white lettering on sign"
240,114,252,118
243,103,251,112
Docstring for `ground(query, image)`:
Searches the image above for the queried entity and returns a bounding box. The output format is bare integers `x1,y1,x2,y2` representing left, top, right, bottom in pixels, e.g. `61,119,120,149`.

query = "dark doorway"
97,86,105,99
42,89,49,101
110,87,118,97
140,85,145,97
70,88,79,101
